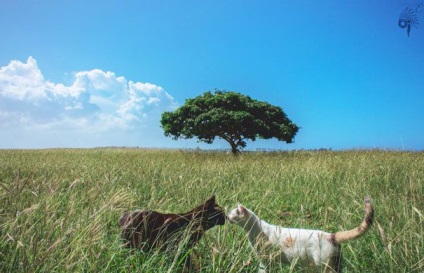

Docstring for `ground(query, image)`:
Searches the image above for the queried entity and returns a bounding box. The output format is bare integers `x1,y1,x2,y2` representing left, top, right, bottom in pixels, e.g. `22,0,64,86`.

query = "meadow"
0,149,422,272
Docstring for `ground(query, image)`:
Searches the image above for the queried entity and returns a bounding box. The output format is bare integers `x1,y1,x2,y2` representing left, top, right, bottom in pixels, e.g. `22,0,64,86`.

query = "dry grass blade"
68,179,79,190
376,221,387,249
412,207,422,220
0,181,11,193
411,257,424,273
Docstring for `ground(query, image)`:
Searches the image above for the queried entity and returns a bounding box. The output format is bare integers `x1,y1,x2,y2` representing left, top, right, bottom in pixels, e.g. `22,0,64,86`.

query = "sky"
1,0,423,151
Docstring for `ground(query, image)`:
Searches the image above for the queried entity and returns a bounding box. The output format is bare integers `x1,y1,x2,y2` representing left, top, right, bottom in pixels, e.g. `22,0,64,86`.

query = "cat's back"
273,226,332,248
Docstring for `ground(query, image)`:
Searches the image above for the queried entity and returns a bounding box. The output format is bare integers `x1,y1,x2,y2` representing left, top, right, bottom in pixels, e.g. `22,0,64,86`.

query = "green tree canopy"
160,90,299,154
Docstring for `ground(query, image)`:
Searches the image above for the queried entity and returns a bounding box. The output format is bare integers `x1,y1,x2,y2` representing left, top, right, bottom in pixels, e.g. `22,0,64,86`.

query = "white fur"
228,205,340,272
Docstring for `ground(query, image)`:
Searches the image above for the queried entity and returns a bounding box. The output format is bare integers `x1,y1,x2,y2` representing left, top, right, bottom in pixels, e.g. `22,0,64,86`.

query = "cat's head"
118,211,129,227
227,204,250,225
203,195,226,228
117,209,143,248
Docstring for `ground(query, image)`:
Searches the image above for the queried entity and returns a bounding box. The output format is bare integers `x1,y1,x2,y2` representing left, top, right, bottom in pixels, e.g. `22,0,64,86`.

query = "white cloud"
0,57,179,148
0,56,47,100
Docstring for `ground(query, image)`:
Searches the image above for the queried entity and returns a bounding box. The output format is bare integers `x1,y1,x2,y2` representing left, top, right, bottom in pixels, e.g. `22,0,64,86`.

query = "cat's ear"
207,195,216,204
205,195,216,208
238,204,248,216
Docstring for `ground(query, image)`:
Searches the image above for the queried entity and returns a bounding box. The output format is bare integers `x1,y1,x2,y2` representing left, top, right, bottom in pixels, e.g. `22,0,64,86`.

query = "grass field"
0,149,422,272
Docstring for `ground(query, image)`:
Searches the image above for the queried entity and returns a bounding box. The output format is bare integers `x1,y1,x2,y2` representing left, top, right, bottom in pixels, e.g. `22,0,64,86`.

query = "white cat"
228,198,374,273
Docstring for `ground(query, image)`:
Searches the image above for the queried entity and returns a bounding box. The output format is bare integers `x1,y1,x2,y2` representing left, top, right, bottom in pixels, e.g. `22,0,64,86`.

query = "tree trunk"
220,134,240,155
229,141,239,156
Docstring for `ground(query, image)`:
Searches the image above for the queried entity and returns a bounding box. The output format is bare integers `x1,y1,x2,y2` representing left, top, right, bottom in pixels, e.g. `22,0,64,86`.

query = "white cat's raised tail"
228,197,374,273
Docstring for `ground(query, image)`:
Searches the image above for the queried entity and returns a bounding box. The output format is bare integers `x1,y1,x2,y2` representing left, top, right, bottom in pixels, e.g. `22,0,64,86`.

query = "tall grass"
0,149,422,272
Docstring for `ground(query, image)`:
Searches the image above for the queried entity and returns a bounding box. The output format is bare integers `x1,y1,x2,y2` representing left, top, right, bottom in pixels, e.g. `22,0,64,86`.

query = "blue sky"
1,0,423,151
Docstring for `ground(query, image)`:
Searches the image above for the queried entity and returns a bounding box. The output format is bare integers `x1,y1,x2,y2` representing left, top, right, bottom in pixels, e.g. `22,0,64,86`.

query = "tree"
160,90,299,155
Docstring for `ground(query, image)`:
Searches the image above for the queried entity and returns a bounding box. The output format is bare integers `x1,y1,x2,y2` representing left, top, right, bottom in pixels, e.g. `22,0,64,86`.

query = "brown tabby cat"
118,195,225,269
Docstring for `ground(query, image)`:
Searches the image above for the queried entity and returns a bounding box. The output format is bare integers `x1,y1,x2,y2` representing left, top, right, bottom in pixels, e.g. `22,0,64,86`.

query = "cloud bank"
0,57,179,148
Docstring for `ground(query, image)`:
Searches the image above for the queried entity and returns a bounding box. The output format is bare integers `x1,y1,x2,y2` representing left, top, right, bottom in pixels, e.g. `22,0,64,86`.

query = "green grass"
0,149,422,272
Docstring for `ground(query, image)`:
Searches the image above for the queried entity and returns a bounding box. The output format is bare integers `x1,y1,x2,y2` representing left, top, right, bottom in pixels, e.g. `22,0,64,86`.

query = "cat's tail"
332,197,374,244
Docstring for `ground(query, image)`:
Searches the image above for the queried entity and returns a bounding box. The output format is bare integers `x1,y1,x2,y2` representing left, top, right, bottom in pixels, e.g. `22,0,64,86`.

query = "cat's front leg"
258,262,267,273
